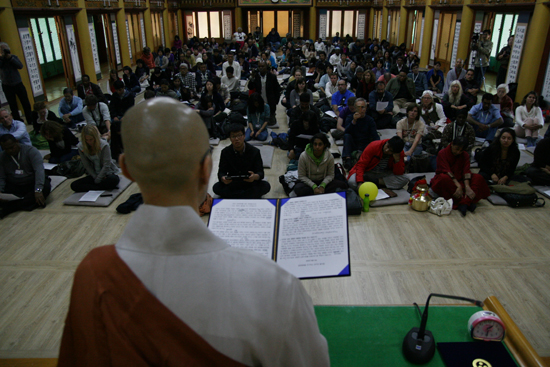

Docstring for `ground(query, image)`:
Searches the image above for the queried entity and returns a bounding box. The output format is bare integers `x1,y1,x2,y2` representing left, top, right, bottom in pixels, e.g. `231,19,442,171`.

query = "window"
325,10,361,39
210,12,220,38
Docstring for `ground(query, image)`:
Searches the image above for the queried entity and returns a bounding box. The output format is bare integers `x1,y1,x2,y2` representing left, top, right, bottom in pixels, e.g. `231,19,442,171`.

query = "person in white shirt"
82,95,111,139
221,66,240,93
325,73,339,99
233,27,246,49
329,47,341,66
222,52,241,80
314,38,326,54
514,91,544,147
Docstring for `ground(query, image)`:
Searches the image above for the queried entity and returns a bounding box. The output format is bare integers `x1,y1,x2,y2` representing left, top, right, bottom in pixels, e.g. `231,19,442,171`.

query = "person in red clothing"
347,136,409,191
430,136,490,216
140,46,155,69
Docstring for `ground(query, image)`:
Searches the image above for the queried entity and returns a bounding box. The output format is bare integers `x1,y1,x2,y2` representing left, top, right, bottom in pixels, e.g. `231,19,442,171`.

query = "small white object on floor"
79,191,104,202
325,111,337,118
43,163,57,170
375,190,390,201
518,143,526,150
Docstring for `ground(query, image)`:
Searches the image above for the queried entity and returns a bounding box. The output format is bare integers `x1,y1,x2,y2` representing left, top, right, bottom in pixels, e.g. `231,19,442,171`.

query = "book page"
208,199,276,259
276,193,350,279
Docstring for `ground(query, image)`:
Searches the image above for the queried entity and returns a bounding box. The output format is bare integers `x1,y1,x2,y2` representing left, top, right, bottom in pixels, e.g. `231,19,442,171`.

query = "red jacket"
347,139,405,183
141,53,155,69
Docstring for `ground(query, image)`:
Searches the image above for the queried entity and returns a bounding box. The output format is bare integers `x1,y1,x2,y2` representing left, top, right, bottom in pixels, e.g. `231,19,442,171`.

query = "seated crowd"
0,29,549,219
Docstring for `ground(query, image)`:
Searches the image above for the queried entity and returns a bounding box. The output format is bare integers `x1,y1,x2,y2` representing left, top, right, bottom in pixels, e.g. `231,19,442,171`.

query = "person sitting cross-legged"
70,125,120,193
347,136,409,191
58,88,84,128
245,93,270,142
342,98,379,170
467,93,503,143
430,136,490,216
385,71,416,115
295,133,348,196
40,120,79,163
0,134,51,219
213,124,271,199
396,104,425,160
288,110,321,160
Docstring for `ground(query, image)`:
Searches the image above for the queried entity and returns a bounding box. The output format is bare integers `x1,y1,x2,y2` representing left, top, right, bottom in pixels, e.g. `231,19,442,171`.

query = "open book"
208,192,350,279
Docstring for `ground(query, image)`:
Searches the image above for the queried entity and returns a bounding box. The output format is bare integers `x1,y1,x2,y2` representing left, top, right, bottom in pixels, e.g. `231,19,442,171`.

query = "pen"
100,194,113,197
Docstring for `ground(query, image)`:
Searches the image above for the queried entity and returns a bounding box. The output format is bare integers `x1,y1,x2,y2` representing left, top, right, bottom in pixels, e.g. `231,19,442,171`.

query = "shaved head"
121,98,211,205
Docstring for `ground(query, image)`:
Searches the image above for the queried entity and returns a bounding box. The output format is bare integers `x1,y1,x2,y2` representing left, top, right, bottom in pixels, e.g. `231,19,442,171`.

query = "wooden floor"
1,96,549,362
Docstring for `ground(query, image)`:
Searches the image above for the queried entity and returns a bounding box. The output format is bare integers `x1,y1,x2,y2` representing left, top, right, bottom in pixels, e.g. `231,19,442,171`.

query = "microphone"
402,293,484,364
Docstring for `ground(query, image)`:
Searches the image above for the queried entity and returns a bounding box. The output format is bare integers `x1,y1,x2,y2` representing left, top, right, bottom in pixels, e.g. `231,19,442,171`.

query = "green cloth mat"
314,305,516,367
30,130,50,150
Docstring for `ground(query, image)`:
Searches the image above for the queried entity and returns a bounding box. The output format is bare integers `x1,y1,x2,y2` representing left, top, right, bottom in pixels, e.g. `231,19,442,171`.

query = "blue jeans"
270,42,281,51
473,124,497,142
404,142,423,156
245,127,268,141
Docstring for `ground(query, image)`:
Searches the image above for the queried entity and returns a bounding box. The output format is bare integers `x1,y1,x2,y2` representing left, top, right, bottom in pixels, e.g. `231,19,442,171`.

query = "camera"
471,33,480,43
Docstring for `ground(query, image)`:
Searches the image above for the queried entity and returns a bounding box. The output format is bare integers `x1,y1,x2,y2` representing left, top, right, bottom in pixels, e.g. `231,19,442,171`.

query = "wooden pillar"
516,0,550,102
419,0,434,68
309,0,317,41
368,8,375,39
177,9,184,40
381,2,389,42
75,0,97,83
116,2,132,66
235,7,243,31
456,0,474,63
144,0,155,47
398,2,407,45
163,6,170,48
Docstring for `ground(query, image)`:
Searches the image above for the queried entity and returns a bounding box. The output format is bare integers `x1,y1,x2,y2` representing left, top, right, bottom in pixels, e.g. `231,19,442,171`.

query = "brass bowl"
411,196,431,212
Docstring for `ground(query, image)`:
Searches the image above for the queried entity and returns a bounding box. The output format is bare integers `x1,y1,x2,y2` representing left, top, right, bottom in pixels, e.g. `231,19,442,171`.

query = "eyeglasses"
230,134,244,140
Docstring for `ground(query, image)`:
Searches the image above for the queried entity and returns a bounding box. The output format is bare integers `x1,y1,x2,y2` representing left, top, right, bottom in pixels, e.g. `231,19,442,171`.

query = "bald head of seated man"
58,98,330,367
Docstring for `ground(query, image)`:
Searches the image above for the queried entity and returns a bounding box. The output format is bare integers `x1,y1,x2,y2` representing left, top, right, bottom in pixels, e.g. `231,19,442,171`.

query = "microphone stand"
402,293,484,364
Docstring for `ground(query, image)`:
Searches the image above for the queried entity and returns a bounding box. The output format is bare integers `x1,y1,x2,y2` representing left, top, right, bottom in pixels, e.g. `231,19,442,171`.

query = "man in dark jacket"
109,80,135,161
248,62,281,126
342,98,380,170
265,29,282,51
77,74,107,104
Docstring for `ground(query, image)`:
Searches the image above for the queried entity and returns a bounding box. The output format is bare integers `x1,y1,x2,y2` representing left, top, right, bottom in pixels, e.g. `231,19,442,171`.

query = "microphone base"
402,327,436,364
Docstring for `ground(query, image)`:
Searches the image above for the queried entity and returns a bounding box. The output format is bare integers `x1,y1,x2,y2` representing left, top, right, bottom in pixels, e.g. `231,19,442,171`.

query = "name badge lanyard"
11,153,22,173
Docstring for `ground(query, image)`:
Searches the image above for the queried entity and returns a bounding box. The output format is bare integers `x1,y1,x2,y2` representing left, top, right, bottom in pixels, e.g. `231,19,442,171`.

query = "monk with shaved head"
58,98,330,366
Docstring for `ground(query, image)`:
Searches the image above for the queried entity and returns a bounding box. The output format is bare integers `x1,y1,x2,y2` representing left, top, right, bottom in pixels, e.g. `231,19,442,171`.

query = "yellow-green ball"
359,182,379,201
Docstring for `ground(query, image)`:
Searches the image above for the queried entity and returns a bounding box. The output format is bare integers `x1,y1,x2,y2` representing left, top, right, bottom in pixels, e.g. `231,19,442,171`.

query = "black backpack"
227,111,247,126
319,115,337,133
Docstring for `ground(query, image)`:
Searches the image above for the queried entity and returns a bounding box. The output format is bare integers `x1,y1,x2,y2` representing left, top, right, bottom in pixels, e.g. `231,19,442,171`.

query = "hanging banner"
430,16,439,64
450,21,461,68
140,17,147,49
111,21,122,65
418,17,424,58
319,10,327,40
542,56,550,102
185,13,195,40
223,11,232,41
386,14,391,40
293,13,301,38
250,13,258,32
506,23,527,84
356,13,366,40
88,23,101,75
126,20,133,59
160,14,166,48
378,11,383,42
372,13,376,39
65,24,82,83
18,28,44,97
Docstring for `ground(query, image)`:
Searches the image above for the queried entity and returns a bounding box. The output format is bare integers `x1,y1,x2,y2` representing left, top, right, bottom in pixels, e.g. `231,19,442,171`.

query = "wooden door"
435,12,457,72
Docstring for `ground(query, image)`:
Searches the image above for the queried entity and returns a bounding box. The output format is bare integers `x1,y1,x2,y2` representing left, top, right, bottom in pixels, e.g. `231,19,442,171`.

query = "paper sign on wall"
88,23,102,74
18,28,44,97
65,24,82,82
505,24,526,84
111,22,121,65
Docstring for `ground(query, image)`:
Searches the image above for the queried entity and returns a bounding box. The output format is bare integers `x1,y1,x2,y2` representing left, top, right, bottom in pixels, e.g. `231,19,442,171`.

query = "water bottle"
363,194,370,212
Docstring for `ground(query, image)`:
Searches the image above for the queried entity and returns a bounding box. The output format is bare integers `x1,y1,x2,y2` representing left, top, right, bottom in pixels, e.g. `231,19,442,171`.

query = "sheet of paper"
208,199,277,259
0,193,22,201
223,108,232,114
79,190,104,202
43,163,58,170
306,73,314,77
376,102,389,110
518,143,526,150
544,190,550,197
296,134,314,140
325,111,338,118
276,193,349,279
375,190,390,201
475,137,486,143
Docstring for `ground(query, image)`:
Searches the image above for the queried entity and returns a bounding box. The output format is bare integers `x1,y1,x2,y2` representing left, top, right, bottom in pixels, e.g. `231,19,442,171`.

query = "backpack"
227,111,247,126
319,115,337,133
230,101,247,116
270,132,290,150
